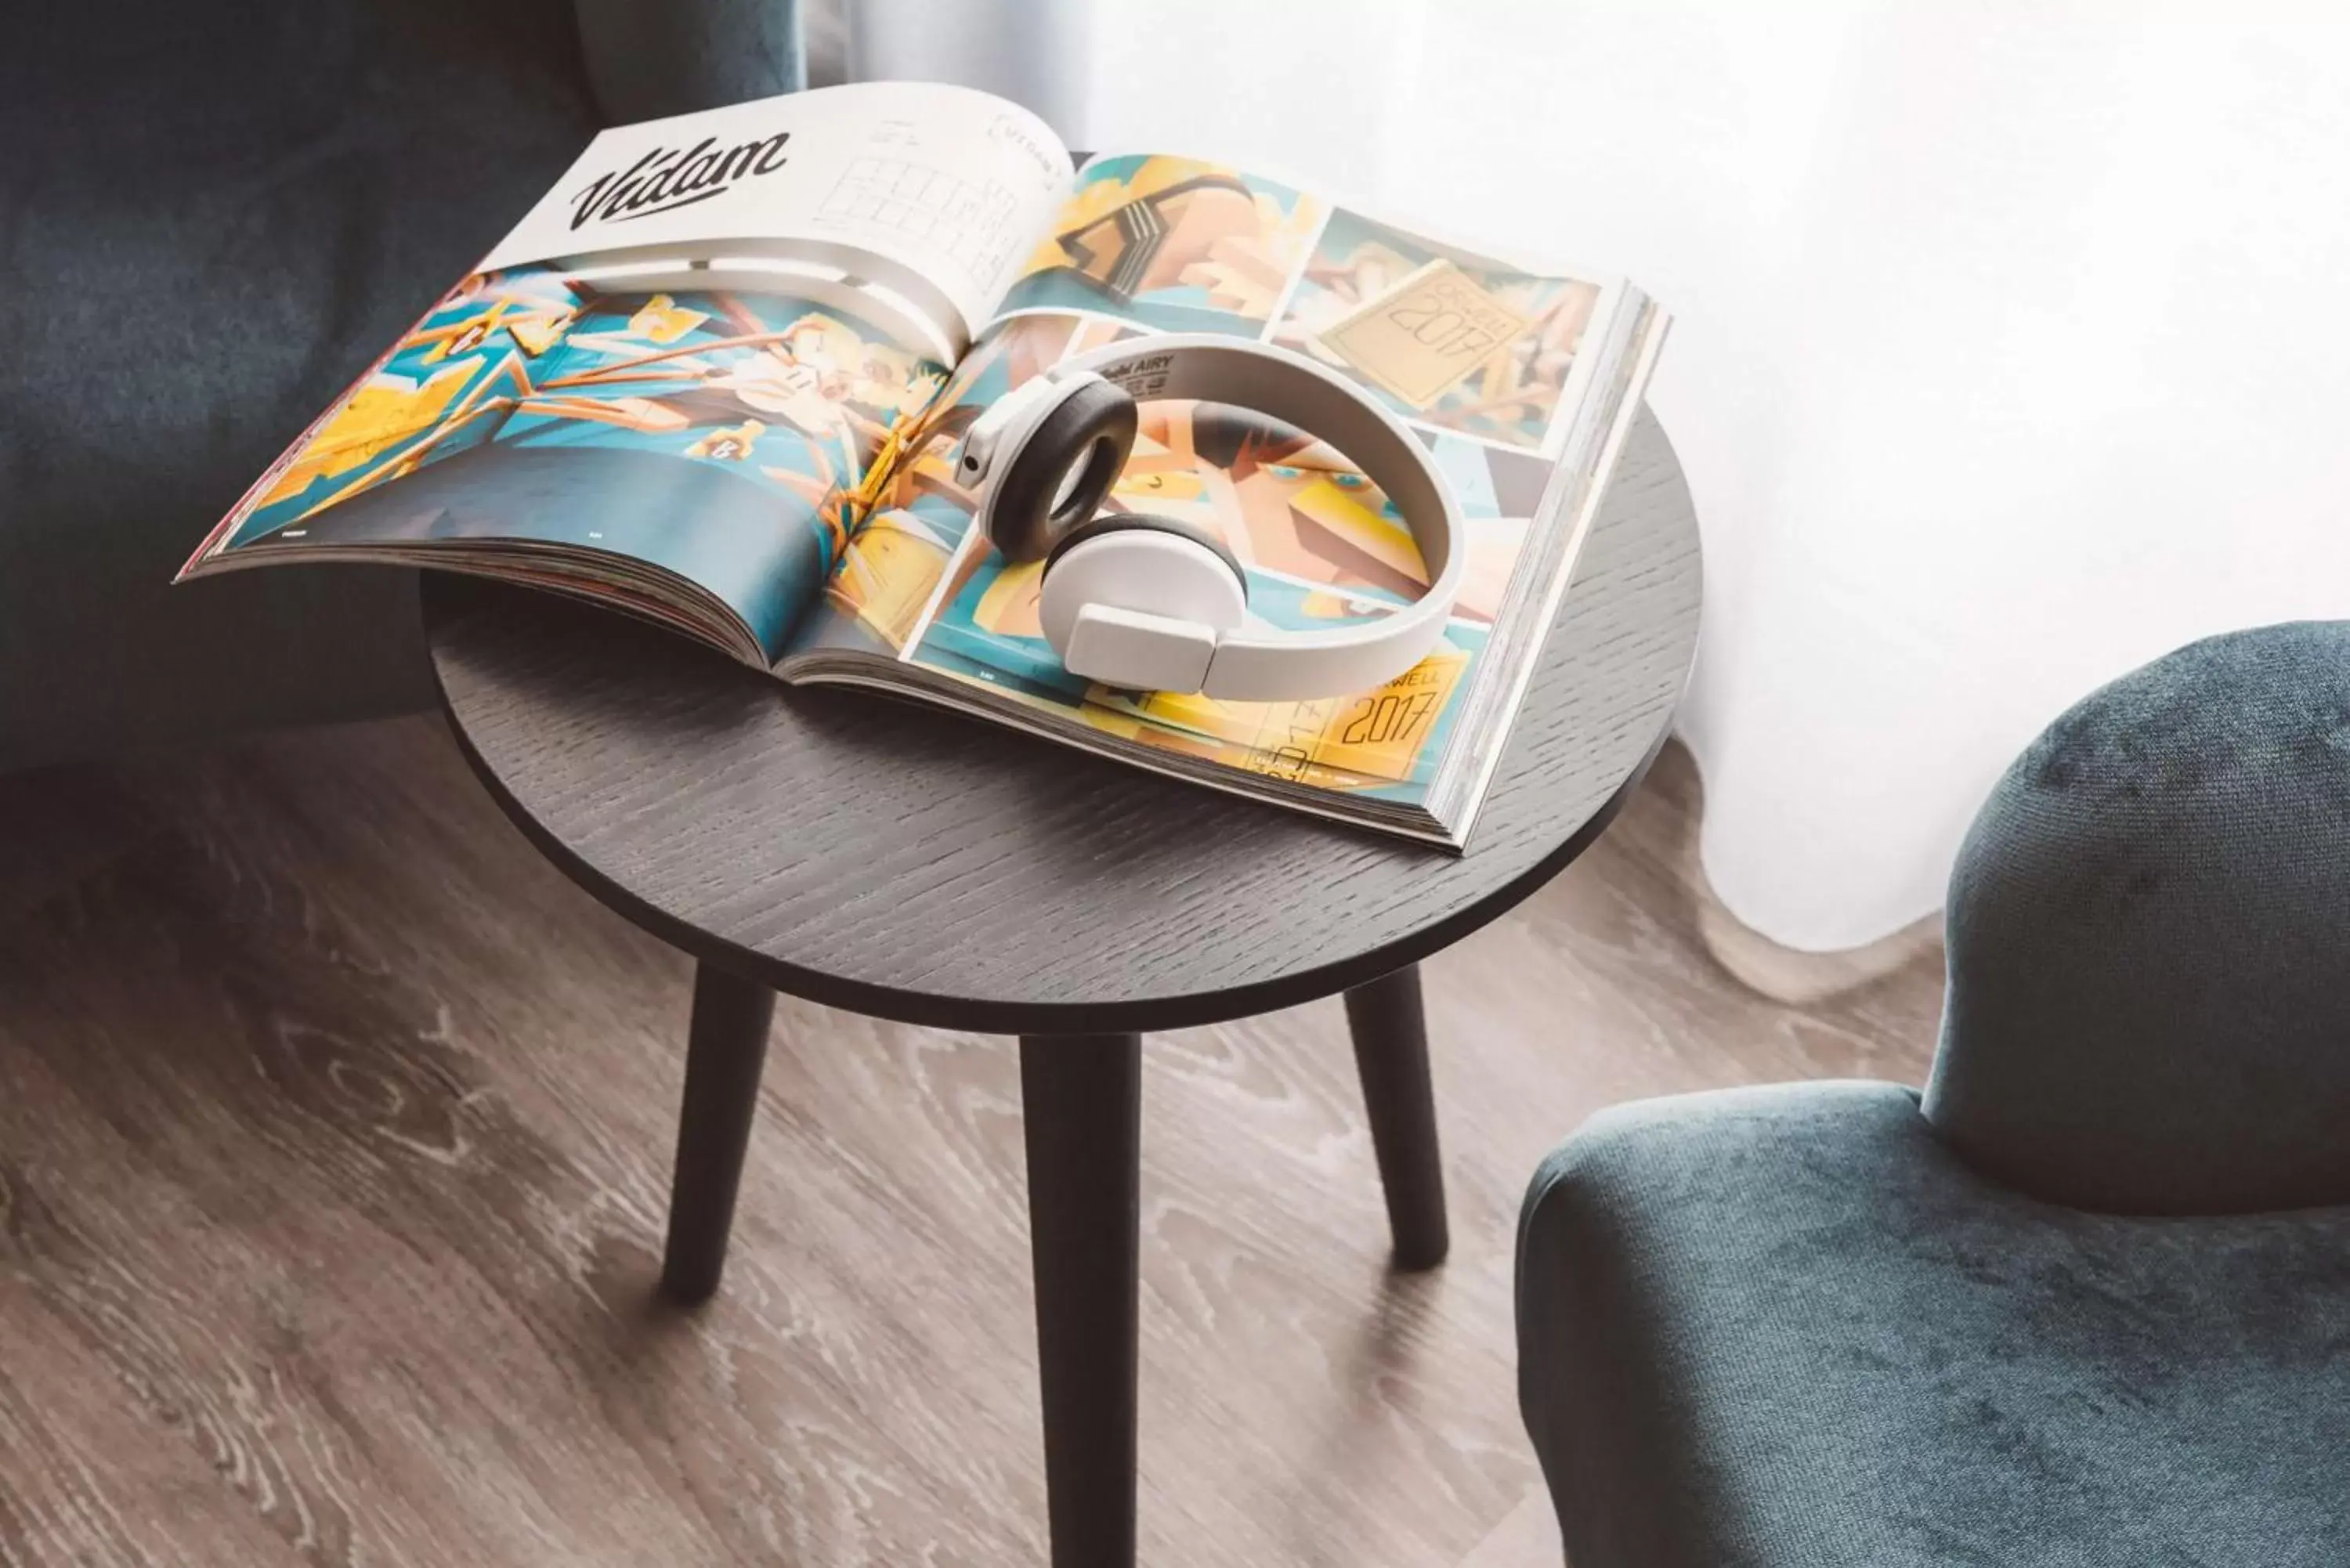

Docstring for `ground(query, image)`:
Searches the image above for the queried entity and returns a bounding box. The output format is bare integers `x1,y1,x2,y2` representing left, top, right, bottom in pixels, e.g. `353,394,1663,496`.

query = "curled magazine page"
187,269,949,665
479,83,1072,352
179,84,1076,667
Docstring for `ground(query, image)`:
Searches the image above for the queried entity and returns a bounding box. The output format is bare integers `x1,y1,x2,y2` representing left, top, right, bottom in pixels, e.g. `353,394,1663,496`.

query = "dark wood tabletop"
421,407,1701,1036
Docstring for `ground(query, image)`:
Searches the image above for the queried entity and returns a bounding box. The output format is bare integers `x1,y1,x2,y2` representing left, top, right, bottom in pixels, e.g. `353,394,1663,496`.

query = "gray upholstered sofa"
0,0,801,771
1518,620,2350,1566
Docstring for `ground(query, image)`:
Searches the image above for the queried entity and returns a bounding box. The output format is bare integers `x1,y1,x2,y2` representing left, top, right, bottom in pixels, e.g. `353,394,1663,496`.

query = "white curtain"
858,2,2350,952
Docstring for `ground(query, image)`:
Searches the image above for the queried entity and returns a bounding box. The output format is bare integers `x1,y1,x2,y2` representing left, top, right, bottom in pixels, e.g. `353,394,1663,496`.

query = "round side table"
422,408,1701,1568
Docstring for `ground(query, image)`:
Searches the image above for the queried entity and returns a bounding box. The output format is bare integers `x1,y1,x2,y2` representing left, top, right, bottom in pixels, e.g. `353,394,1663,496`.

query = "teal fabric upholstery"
575,0,809,124
0,0,801,771
1517,622,2350,1567
1925,621,2350,1212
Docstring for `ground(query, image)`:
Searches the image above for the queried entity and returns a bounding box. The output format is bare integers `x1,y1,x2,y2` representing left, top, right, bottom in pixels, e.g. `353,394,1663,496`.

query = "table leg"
659,961,776,1304
1343,964,1451,1270
1019,1033,1141,1568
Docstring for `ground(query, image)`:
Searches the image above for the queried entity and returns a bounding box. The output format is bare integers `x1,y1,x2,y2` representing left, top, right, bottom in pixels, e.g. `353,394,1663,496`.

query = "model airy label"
568,132,794,230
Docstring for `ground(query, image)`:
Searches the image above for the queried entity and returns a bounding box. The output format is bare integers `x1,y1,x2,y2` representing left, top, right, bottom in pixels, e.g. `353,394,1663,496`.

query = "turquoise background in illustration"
227,266,942,662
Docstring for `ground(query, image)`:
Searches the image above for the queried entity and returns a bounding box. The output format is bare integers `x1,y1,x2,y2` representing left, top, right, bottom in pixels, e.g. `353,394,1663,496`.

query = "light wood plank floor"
0,717,1943,1567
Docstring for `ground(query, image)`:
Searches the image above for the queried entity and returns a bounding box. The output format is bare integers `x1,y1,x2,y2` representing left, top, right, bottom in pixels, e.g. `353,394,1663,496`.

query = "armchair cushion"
1518,1081,2350,1568
572,0,808,125
1924,621,2350,1213
0,0,599,768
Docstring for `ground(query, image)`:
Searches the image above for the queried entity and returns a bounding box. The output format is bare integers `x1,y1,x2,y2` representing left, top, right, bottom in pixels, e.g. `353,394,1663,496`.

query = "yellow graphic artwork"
1271,210,1603,451
1282,474,1426,582
827,510,951,648
1094,641,1472,786
627,293,709,345
504,309,576,356
1007,155,1326,328
412,298,575,363
1317,258,1535,410
972,560,1044,637
256,361,485,509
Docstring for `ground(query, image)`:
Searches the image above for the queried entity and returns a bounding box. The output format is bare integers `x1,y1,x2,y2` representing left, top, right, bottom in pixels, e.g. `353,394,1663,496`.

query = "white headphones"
960,334,1463,701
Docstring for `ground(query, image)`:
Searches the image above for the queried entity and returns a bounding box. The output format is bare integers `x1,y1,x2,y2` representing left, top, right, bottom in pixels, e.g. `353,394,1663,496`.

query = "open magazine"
180,82,1668,849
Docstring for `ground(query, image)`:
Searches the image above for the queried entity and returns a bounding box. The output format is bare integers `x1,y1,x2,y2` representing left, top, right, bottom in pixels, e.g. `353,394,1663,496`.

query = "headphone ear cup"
1042,511,1247,593
1036,512,1252,674
982,380,1138,563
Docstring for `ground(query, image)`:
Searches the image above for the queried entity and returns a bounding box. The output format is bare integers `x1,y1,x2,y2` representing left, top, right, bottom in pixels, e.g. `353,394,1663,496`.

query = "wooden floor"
0,716,1943,1567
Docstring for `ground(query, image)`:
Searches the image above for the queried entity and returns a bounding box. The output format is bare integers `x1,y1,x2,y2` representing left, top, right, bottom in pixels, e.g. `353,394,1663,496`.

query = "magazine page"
180,84,1077,667
182,272,951,667
786,153,1639,828
479,82,1072,354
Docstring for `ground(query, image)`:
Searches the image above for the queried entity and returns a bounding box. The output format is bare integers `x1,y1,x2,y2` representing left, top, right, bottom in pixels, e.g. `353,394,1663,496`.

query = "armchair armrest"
572,0,806,125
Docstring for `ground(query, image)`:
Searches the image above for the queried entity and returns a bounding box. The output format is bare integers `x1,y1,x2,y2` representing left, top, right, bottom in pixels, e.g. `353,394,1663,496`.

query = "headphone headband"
971,334,1464,703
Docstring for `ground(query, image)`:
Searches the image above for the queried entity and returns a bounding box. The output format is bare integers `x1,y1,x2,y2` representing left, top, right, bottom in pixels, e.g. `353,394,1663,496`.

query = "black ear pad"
985,380,1139,562
1043,511,1249,594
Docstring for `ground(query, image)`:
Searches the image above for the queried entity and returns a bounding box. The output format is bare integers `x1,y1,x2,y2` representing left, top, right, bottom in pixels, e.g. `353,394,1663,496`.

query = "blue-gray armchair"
1518,620,2350,1566
0,0,802,771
